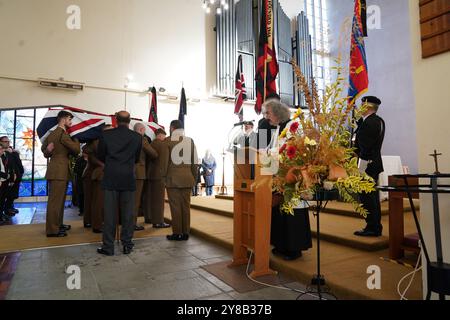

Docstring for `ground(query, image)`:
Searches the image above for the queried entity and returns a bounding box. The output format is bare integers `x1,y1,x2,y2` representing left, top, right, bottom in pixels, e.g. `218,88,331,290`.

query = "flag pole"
263,61,267,109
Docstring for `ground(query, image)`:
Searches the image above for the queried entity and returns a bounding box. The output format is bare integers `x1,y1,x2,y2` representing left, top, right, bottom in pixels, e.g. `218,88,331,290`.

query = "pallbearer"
133,123,158,231
90,125,113,233
145,128,170,228
82,142,95,228
41,111,80,237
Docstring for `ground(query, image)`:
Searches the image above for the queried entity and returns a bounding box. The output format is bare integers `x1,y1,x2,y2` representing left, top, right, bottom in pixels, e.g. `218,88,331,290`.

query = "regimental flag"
148,86,158,124
255,0,279,115
178,87,187,128
235,55,247,122
37,106,163,142
348,0,369,106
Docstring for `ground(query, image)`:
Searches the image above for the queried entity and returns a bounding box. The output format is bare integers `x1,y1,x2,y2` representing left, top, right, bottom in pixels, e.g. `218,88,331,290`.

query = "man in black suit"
0,136,24,217
354,96,386,237
96,111,142,256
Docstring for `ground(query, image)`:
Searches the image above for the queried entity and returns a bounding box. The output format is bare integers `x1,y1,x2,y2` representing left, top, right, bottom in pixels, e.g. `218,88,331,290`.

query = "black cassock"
271,204,313,257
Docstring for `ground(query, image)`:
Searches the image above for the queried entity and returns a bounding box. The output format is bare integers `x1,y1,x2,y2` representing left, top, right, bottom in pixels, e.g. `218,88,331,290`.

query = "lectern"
229,148,275,278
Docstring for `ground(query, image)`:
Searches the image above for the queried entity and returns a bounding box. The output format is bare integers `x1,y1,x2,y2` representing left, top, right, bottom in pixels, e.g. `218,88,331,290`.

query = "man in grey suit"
96,111,142,256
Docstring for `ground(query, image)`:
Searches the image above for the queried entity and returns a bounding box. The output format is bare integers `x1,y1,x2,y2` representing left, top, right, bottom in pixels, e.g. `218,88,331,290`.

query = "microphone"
233,120,255,127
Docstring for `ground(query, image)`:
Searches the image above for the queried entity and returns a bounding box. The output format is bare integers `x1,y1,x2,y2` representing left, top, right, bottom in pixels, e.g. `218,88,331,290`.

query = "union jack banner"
37,106,162,143
235,54,247,122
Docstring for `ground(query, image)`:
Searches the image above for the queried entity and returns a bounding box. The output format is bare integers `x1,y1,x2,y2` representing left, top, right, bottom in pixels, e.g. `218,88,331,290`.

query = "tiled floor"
0,252,21,299
5,236,312,300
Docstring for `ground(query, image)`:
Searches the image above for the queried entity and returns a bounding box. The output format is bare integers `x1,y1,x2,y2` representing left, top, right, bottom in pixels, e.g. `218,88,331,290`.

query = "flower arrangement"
271,61,376,217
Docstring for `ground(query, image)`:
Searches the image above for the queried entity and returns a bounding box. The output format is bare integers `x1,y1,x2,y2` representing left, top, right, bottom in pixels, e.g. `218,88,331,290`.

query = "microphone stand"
219,148,228,196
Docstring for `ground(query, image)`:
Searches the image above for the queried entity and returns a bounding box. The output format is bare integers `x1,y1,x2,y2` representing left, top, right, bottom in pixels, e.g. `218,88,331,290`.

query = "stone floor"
5,235,315,300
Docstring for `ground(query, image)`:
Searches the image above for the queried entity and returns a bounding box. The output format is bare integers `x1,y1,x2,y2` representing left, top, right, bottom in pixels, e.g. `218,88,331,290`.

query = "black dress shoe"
12,208,19,214
181,234,189,241
354,229,382,237
84,223,92,228
166,234,183,241
123,246,133,255
134,226,145,231
283,251,302,261
97,248,114,256
93,229,102,234
271,248,284,257
153,223,171,229
60,224,72,231
47,231,67,238
145,219,152,224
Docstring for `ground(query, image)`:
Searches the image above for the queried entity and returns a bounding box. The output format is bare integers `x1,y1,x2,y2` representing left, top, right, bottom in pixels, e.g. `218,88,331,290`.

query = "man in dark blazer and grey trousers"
97,111,142,256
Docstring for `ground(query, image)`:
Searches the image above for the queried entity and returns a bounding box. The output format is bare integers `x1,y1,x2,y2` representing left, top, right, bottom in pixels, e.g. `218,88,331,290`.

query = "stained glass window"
0,107,73,197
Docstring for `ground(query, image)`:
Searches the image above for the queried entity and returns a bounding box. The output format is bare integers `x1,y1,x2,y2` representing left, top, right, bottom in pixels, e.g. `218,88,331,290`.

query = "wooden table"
387,176,420,259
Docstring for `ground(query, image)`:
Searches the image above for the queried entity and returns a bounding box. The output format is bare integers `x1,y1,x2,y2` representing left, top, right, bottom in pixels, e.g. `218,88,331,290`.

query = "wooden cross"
429,150,442,174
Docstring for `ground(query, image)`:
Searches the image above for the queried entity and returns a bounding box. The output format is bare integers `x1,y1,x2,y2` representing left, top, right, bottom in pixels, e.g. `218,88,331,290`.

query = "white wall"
327,0,419,173
0,0,210,114
0,0,242,187
408,0,450,299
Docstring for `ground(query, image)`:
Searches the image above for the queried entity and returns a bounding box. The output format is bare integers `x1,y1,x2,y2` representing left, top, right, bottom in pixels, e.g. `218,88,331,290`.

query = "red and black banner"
235,55,247,122
255,0,279,115
148,86,158,124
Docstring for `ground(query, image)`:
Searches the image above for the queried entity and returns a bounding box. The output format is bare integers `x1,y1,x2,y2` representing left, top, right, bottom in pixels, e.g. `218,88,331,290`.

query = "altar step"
214,194,420,219
188,197,419,252
163,203,422,300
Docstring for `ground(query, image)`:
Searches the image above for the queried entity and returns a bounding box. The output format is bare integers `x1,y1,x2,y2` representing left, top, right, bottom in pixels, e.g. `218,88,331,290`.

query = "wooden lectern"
229,148,276,278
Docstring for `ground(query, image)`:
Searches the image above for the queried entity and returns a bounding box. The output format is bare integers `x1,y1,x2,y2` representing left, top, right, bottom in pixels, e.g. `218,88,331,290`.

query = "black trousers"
0,183,9,214
3,179,21,211
102,190,135,254
360,174,382,232
271,205,312,255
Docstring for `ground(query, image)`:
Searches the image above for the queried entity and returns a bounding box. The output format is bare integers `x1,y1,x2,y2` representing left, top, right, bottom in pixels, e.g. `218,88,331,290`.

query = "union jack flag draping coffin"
255,0,279,114
37,106,163,143
348,0,369,106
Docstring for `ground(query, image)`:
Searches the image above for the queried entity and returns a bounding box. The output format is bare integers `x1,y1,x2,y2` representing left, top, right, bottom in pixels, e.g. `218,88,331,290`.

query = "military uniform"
355,112,386,235
143,138,169,225
162,133,198,236
134,137,158,225
82,141,96,226
89,140,105,232
41,127,80,235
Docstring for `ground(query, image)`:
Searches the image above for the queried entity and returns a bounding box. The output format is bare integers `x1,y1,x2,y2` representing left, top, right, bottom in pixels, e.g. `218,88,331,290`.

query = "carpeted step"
188,197,419,252
214,195,420,219
163,205,423,300
215,195,234,201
